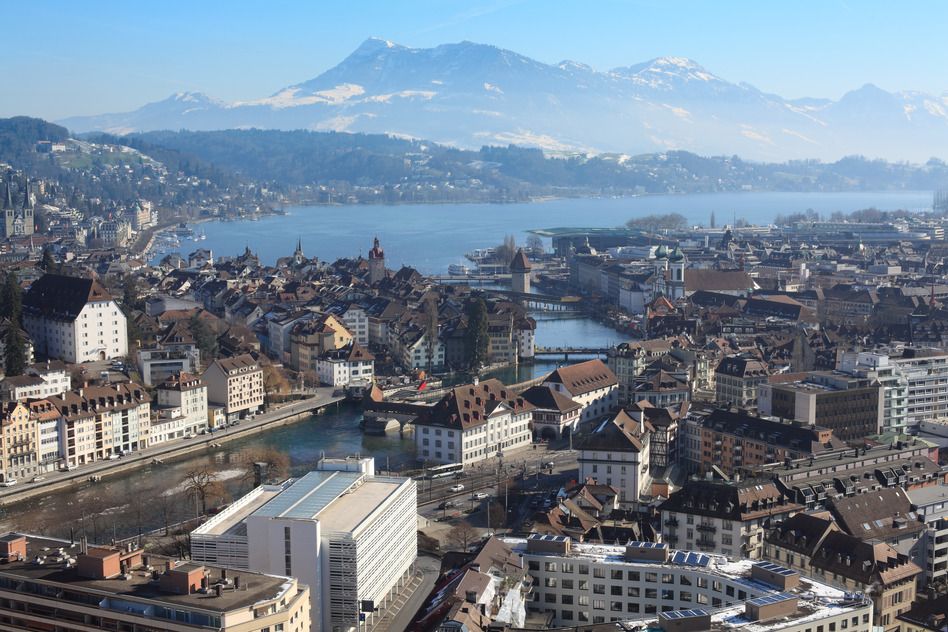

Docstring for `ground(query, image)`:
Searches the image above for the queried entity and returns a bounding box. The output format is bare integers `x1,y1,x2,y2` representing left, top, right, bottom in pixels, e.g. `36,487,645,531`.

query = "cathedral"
2,180,34,239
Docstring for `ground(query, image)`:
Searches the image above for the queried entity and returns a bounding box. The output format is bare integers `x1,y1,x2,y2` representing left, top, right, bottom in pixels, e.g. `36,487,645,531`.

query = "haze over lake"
177,190,933,273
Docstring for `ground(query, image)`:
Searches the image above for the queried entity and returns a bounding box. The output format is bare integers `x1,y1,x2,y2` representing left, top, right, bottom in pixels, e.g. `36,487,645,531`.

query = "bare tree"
239,447,291,486
446,521,480,552
525,234,544,255
182,468,228,516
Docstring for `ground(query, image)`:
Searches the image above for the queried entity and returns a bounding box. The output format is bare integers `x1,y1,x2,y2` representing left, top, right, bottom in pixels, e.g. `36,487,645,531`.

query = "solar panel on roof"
671,551,687,565
661,608,708,620
747,592,796,607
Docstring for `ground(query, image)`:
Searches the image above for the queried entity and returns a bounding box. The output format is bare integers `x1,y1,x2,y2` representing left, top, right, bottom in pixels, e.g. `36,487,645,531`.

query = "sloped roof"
416,378,533,431
544,359,618,397
23,274,112,321
509,248,532,272
520,385,581,413
575,409,648,453
684,269,756,292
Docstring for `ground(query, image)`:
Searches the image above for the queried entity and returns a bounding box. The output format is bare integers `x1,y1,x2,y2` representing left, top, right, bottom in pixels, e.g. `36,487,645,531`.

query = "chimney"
215,584,223,598
472,376,479,386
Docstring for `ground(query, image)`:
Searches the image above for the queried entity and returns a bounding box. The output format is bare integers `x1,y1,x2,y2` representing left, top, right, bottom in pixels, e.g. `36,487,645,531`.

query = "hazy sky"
5,0,947,120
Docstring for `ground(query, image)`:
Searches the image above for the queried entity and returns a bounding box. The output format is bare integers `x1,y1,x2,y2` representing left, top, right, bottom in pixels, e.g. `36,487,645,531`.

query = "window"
611,570,623,580
611,586,622,596
627,587,639,597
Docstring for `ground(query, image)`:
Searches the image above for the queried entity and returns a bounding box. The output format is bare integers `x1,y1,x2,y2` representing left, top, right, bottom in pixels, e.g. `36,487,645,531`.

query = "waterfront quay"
0,387,345,506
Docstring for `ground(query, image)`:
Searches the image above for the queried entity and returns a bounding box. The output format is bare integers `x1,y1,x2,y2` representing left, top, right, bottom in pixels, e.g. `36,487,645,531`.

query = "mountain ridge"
59,38,948,162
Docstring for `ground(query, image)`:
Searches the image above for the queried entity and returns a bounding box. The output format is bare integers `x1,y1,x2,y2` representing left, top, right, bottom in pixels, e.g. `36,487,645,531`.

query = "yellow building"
0,402,40,483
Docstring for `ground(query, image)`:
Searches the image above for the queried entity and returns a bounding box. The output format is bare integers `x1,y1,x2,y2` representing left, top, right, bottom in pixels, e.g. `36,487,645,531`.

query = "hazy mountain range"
60,38,948,162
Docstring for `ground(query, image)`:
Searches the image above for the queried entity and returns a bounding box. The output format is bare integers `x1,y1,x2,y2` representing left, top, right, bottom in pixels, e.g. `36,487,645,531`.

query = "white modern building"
414,378,534,466
510,534,873,631
22,274,128,363
191,458,417,632
837,350,909,434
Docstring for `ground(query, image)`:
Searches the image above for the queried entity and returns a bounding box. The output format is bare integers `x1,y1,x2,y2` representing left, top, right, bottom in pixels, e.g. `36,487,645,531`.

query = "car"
472,491,489,500
1,480,16,487
108,454,120,460
31,476,45,483
438,500,456,510
450,484,465,493
59,464,74,472
545,461,555,469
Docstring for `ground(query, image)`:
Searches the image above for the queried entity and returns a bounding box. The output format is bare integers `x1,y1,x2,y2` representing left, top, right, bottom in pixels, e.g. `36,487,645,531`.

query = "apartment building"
0,402,39,483
607,338,685,402
202,354,263,421
191,459,416,632
315,342,374,388
512,534,873,631
758,371,884,442
766,513,921,632
714,355,769,407
22,273,128,363
289,314,353,373
681,408,846,477
543,359,619,423
838,350,909,434
0,360,70,402
906,486,948,589
151,372,209,444
28,398,62,472
0,533,310,632
414,378,533,466
49,382,151,466
659,478,802,559
575,409,651,507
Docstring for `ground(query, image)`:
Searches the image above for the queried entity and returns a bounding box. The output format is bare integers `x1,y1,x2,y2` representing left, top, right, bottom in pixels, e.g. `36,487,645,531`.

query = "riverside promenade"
0,387,346,506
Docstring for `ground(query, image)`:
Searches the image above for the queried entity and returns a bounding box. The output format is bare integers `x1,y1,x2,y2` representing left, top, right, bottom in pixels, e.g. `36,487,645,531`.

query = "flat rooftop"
0,535,294,613
317,478,404,533
196,482,292,537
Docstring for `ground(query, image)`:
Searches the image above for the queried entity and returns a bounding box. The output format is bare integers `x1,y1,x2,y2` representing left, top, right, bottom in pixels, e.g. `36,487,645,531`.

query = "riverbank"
0,388,345,506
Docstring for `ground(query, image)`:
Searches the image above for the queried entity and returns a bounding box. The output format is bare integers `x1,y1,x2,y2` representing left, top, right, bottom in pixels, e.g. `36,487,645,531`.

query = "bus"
426,463,464,479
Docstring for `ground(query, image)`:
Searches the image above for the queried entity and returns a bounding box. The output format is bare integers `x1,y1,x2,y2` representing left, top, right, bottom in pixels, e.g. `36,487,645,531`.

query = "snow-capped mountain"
59,38,948,161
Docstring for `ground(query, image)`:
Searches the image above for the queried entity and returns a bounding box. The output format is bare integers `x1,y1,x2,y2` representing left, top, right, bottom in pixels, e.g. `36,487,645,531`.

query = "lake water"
164,190,933,273
30,190,927,540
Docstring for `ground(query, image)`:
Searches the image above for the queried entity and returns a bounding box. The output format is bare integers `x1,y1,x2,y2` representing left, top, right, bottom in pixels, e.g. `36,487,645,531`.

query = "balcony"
695,538,716,549
664,518,679,527
696,523,717,533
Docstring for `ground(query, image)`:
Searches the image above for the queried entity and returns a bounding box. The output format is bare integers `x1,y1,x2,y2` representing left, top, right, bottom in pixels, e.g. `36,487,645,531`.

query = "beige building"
543,359,619,423
0,533,310,632
766,513,921,632
0,402,40,483
289,314,353,373
49,383,151,466
202,354,264,421
715,355,769,407
152,372,210,444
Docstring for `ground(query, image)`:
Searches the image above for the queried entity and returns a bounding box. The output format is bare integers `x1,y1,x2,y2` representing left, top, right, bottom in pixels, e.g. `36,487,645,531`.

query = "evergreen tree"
3,325,26,376
190,314,218,366
0,272,21,324
40,247,55,272
464,297,489,370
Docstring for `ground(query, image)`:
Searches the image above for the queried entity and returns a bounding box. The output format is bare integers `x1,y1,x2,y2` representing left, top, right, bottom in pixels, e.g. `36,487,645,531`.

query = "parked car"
450,483,465,493
438,500,456,510
472,491,489,500
108,454,120,460
545,461,555,469
31,476,45,483
2,480,16,487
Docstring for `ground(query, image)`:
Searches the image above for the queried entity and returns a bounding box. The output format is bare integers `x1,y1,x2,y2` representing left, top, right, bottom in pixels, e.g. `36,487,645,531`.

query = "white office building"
191,458,417,632
510,535,873,631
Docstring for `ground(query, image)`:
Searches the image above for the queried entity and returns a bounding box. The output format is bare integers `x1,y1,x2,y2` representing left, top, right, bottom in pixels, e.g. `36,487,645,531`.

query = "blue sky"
5,0,946,120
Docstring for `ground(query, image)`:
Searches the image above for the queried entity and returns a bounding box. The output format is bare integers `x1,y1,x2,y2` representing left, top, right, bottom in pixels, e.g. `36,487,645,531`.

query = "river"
16,191,930,539
159,190,933,273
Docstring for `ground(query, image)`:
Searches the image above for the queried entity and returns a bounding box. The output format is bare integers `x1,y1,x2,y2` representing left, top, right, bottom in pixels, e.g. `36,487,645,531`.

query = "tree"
40,246,55,272
495,234,517,265
182,468,228,516
240,447,291,486
3,325,27,376
446,521,480,551
0,272,22,324
190,314,218,365
709,210,716,229
122,275,144,312
423,294,439,373
464,298,489,370
525,234,544,255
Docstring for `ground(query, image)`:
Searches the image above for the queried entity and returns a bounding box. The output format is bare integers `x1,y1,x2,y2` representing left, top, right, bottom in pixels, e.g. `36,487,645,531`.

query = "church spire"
21,179,32,210
2,183,12,210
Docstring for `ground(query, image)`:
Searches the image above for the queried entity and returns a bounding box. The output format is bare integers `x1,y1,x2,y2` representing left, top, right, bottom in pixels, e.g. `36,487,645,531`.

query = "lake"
163,190,933,273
